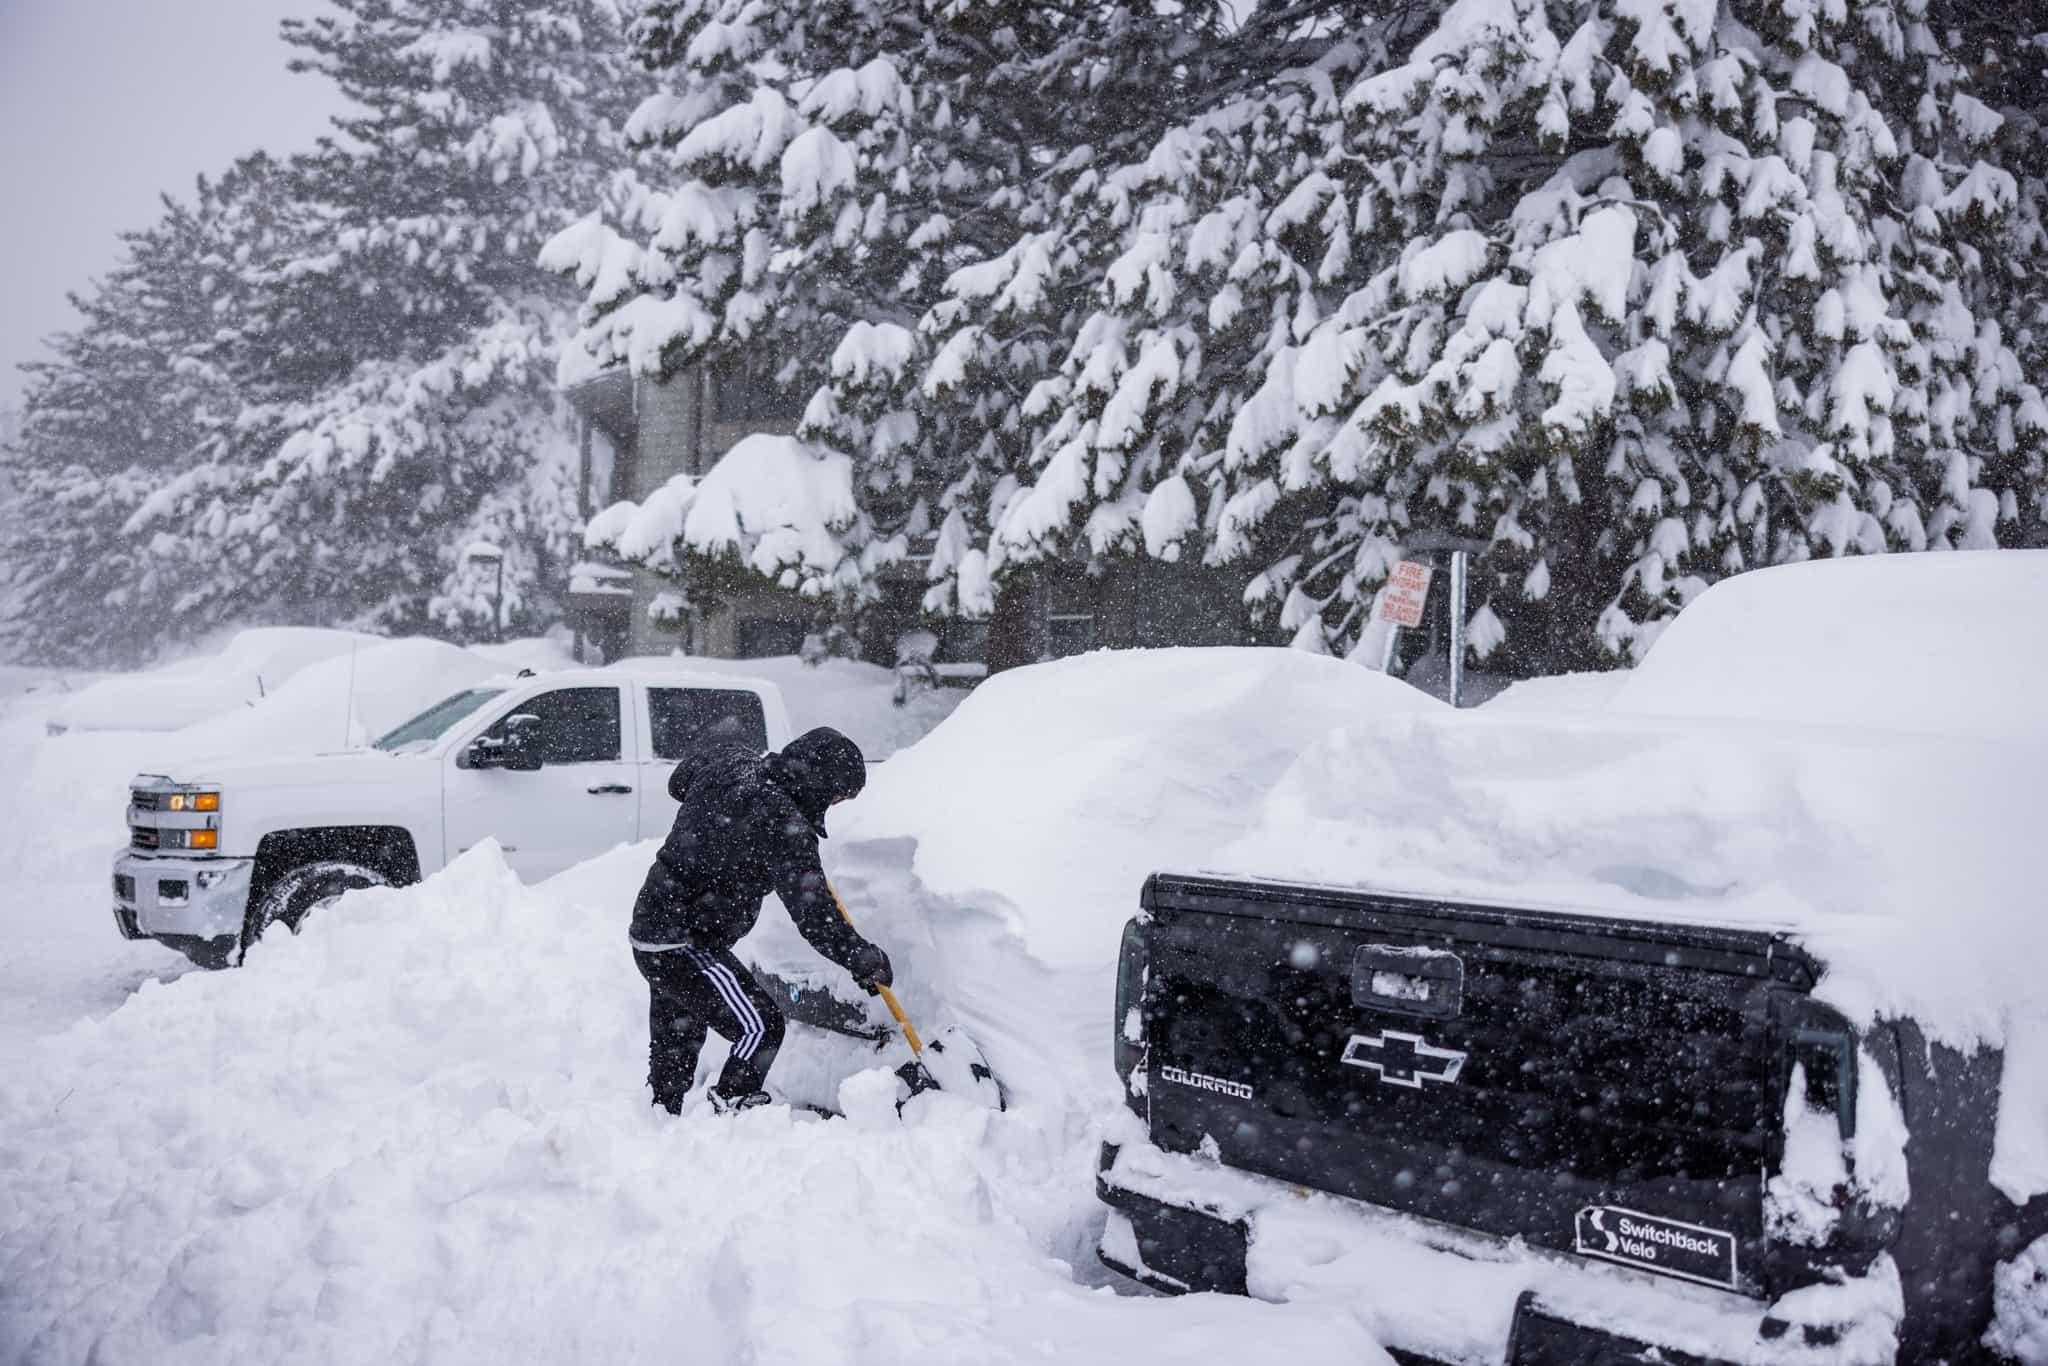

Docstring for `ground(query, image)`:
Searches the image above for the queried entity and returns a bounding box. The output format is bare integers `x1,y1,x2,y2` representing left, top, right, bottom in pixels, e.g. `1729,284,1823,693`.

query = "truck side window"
484,687,621,764
648,688,767,760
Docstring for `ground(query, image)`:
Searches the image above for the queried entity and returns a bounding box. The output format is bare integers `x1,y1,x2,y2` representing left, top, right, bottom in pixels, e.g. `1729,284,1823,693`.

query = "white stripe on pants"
683,946,765,1059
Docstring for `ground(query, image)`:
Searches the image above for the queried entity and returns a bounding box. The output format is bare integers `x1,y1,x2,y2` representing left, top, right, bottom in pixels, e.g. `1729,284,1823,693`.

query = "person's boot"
708,1089,773,1115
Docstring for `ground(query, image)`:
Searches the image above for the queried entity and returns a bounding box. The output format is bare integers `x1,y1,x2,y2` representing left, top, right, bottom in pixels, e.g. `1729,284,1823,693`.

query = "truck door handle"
587,783,634,795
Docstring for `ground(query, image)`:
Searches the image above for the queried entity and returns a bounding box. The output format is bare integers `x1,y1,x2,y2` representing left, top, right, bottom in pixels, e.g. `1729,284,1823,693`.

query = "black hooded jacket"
629,727,877,972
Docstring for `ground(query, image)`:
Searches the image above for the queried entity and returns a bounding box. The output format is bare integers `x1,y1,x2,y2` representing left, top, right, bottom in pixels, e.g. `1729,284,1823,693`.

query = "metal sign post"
1448,550,1468,708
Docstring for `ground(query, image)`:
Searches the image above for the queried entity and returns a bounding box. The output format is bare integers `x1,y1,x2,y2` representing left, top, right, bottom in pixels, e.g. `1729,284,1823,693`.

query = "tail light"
1114,917,1149,1112
1789,1002,1858,1141
1762,1002,1902,1299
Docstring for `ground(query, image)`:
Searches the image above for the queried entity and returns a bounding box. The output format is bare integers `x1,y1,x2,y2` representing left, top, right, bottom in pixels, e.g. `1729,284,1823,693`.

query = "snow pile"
827,648,1440,1102
1989,1236,2048,1364
1611,551,2048,739
45,628,382,733
175,638,510,758
1993,1016,2048,1205
0,666,111,707
0,646,1428,1361
0,845,1387,1366
1483,669,1627,714
0,633,530,1050
1218,552,2048,1046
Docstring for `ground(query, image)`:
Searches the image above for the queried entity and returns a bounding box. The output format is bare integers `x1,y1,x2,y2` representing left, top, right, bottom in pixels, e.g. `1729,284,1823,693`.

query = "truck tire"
240,858,390,962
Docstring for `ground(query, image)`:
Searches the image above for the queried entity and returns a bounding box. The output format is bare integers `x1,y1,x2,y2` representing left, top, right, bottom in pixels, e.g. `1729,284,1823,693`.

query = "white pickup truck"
112,668,793,968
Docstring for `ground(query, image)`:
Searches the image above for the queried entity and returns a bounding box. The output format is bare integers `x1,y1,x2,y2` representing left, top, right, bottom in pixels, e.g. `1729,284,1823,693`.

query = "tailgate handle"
1351,945,1464,1020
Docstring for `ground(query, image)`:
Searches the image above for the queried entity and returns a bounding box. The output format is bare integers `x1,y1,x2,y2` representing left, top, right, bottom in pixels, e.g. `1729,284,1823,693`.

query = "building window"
1047,613,1096,659
737,617,807,659
713,355,805,423
939,619,989,664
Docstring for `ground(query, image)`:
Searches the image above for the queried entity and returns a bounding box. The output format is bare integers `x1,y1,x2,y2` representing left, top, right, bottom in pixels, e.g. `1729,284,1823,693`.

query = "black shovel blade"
894,1058,942,1114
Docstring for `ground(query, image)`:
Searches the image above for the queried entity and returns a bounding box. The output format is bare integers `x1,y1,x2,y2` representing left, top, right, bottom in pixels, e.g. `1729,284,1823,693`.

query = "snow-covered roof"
566,558,635,596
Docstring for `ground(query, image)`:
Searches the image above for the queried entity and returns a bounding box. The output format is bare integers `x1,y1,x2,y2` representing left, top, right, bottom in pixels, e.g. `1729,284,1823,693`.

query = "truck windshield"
372,688,505,754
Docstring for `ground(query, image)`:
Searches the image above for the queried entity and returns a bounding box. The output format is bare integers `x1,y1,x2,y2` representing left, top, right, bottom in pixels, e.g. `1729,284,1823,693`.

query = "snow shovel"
830,885,1005,1112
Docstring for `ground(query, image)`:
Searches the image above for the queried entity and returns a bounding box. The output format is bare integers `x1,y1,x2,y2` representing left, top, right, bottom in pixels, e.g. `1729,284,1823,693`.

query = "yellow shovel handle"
873,983,923,1056
831,883,923,1056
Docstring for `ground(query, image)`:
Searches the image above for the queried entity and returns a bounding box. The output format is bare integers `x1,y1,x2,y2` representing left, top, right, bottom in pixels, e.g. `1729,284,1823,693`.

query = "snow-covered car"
111,668,791,968
44,627,381,736
1098,551,2048,1364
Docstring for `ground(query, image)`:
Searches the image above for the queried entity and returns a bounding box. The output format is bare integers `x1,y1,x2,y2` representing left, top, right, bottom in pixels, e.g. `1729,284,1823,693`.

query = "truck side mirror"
464,712,546,771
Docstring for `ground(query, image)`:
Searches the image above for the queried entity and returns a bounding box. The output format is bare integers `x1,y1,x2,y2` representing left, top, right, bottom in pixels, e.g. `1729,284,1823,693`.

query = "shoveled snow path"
0,848,1387,1366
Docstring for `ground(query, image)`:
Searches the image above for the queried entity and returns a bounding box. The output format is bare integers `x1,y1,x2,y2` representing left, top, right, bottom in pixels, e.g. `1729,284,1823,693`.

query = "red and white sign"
1375,560,1434,629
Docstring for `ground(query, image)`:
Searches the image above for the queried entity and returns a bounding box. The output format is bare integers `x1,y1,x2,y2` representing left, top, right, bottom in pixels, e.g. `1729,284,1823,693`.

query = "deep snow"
6,559,2045,1362
0,848,1389,1366
0,632,948,1061
0,643,1411,1366
1222,553,2048,1048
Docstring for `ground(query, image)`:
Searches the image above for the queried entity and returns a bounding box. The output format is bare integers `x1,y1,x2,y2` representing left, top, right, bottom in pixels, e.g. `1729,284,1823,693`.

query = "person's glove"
847,941,892,995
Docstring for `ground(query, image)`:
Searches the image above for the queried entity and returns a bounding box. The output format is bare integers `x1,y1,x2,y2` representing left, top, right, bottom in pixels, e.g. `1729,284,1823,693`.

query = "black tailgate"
1138,873,1819,1297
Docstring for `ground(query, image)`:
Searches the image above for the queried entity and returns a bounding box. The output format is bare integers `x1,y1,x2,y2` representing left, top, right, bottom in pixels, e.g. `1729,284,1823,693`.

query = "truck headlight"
167,791,221,813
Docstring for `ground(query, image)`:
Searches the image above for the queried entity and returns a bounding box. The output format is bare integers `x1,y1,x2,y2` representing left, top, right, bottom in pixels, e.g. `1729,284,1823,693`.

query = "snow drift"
43,628,384,734
9,553,2042,1361
825,647,1441,1103
0,844,1387,1366
1220,551,2048,1048
0,646,1429,1364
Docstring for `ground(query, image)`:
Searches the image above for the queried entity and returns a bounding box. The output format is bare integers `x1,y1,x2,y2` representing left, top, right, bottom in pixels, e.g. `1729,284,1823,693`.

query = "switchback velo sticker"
1573,1206,1739,1290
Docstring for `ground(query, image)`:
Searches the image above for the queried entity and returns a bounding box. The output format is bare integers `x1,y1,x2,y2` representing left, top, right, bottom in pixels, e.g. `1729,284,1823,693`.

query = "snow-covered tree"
628,0,2035,672
936,0,2048,670
122,0,644,643
0,155,302,664
583,431,871,601
549,0,1240,622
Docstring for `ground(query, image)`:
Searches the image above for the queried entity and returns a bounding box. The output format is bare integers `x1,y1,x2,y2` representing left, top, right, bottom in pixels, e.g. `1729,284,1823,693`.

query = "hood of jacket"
764,726,867,835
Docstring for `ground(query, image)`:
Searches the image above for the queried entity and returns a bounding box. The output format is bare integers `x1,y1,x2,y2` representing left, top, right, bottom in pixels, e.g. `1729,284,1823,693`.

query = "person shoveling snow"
629,726,893,1115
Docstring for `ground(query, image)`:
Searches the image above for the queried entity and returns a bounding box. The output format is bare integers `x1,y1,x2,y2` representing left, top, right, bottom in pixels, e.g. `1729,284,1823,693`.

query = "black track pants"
633,944,786,1113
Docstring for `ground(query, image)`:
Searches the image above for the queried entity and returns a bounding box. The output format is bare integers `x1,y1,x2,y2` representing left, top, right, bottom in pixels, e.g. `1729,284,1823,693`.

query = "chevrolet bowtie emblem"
1341,1030,1466,1088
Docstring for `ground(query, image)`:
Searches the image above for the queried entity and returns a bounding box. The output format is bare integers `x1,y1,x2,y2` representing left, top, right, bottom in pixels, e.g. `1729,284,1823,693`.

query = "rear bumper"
1096,1139,1900,1366
112,851,252,941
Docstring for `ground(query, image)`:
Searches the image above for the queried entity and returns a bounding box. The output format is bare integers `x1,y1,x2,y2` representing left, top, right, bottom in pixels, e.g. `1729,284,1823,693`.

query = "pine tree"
550,0,1238,617
0,155,298,664
902,0,2048,671
125,0,644,643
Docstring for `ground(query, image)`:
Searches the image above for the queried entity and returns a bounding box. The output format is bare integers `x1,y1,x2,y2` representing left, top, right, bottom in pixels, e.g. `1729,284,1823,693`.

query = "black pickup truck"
1098,872,2039,1364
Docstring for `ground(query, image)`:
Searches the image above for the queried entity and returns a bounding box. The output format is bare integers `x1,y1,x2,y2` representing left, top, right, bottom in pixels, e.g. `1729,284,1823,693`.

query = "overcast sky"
0,0,346,410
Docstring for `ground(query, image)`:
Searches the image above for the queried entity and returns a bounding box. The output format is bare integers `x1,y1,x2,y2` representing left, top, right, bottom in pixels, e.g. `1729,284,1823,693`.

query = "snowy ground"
0,634,1401,1365
10,558,2040,1364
